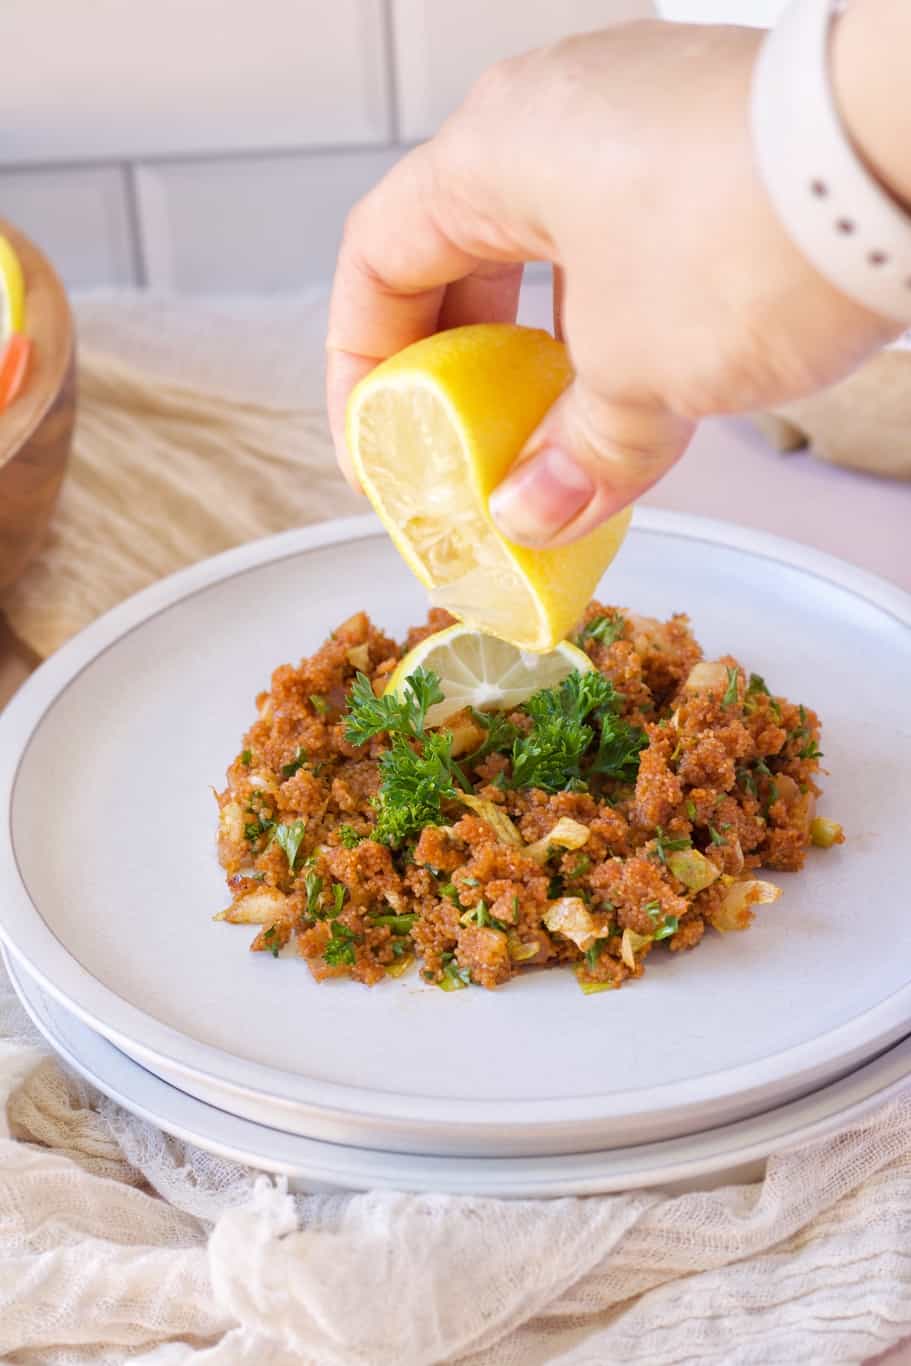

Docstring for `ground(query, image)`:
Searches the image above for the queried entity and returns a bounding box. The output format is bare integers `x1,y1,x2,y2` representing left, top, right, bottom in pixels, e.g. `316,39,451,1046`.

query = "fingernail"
489,446,596,546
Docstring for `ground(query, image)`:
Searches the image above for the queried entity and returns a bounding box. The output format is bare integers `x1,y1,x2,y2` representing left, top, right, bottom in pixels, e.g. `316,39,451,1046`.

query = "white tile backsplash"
4,0,390,164
392,0,655,141
135,148,403,294
3,0,778,295
0,166,136,288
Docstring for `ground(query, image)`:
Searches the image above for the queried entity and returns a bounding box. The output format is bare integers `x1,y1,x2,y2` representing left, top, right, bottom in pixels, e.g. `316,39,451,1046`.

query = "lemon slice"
385,623,593,728
346,323,630,652
0,235,25,349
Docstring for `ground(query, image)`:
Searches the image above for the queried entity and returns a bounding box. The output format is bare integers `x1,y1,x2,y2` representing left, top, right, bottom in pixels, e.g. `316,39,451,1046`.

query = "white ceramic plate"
1,511,909,1158
7,945,911,1197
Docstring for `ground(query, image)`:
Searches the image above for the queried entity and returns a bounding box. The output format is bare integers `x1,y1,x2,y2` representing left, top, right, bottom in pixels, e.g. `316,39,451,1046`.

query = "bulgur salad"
214,605,843,993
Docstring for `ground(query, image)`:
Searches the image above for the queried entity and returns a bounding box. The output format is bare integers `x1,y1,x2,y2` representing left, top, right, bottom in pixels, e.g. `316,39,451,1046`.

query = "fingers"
489,381,694,549
437,261,524,331
326,137,535,478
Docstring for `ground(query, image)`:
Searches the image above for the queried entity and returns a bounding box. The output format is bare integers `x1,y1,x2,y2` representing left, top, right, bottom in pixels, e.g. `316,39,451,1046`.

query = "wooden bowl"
0,220,76,592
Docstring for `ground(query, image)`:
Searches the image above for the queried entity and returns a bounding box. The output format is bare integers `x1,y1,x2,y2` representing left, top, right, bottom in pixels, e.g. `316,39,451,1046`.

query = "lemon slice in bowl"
385,623,594,729
346,323,630,652
0,234,25,348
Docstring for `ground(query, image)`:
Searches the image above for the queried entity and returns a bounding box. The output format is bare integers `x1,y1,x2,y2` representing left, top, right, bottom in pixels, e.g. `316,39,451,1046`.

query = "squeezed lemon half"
346,323,630,651
385,623,593,729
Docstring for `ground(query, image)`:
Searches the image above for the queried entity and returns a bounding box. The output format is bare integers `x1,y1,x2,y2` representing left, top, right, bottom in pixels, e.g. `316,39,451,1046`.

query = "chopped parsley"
438,882,461,905
324,921,357,966
331,883,346,917
708,825,727,846
337,824,363,849
371,913,416,933
439,956,471,991
281,748,307,778
260,924,281,958
722,666,740,707
460,901,511,933
576,612,626,648
652,915,679,942
653,827,692,866
746,672,769,698
644,900,662,921
240,749,252,767
304,872,324,919
799,739,823,761
273,820,306,871
569,855,591,878
585,937,610,970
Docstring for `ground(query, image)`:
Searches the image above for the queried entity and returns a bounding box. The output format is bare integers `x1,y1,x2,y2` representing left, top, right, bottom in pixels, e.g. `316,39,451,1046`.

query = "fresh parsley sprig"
344,667,443,746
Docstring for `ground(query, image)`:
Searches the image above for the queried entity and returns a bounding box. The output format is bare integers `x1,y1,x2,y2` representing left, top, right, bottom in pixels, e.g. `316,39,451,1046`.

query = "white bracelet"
751,0,911,324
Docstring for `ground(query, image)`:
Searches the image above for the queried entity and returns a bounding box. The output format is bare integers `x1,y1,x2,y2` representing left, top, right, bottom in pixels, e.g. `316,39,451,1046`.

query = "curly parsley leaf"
373,731,460,846
344,667,443,746
589,713,648,784
324,920,357,966
509,671,618,793
337,824,363,849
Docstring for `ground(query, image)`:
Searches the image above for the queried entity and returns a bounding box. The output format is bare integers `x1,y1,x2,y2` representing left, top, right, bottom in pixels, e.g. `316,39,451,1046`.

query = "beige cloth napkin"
1,293,910,1365
2,343,359,658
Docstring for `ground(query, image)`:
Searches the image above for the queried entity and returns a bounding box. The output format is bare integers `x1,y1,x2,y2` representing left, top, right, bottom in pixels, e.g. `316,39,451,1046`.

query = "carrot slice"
0,334,32,413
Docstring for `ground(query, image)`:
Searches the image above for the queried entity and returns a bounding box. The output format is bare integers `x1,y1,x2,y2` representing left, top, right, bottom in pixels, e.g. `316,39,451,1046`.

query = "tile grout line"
122,162,148,288
380,0,402,146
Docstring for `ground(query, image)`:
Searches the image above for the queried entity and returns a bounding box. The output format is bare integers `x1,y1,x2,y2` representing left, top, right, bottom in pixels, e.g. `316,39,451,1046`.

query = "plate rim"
1,507,910,1140
6,944,911,1197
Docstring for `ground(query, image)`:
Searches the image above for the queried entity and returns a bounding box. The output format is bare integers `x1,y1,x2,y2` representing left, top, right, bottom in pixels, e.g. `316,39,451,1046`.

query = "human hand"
326,21,897,549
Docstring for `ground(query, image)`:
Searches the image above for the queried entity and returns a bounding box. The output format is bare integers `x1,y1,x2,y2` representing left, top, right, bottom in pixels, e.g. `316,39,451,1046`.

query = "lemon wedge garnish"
385,623,593,729
346,323,630,652
0,235,25,349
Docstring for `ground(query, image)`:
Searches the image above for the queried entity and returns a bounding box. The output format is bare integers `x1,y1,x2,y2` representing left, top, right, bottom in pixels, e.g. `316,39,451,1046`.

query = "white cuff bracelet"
751,0,911,324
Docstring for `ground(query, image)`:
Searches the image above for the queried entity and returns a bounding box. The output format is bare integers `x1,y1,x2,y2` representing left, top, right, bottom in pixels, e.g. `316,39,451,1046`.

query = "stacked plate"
1,511,910,1196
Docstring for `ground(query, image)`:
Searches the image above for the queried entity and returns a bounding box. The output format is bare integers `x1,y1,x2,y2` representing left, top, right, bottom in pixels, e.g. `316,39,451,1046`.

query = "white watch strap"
751,0,911,324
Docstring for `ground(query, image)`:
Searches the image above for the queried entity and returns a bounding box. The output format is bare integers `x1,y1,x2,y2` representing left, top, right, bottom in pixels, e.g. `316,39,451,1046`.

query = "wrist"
831,0,911,214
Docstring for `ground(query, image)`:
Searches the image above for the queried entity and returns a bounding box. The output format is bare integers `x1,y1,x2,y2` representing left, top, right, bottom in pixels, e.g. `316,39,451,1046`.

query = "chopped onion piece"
667,848,720,892
456,792,523,847
810,816,844,849
683,660,728,694
386,954,415,978
525,817,591,865
346,643,370,672
543,897,600,951
507,935,540,963
708,879,781,933
214,886,289,924
218,801,245,844
621,927,653,969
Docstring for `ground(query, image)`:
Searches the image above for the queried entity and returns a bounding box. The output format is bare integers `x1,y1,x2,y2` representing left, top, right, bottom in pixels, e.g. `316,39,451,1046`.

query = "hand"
326,21,897,549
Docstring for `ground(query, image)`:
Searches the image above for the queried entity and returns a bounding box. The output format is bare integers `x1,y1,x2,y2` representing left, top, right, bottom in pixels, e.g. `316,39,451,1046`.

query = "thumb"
488,380,694,549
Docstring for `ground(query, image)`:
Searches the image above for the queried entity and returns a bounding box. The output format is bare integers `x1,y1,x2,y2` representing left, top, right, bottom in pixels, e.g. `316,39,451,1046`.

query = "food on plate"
346,323,630,651
213,605,843,993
